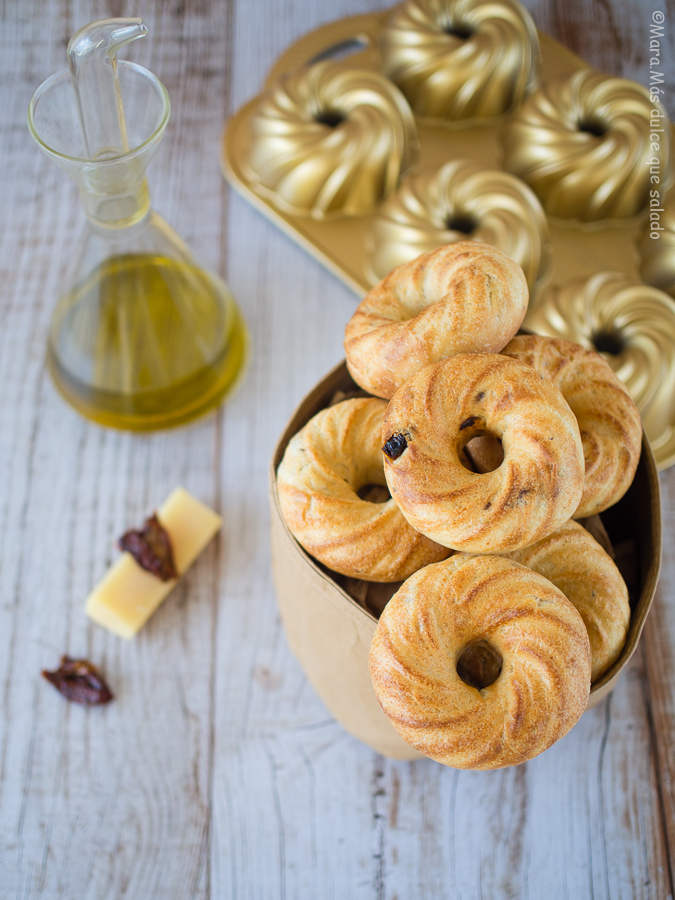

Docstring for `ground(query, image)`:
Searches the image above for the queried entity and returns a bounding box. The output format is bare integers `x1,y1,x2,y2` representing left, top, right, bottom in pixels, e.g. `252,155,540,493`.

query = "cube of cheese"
85,487,222,639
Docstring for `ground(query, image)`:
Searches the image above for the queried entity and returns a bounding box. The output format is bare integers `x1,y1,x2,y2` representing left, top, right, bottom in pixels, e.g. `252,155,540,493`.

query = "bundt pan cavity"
368,158,550,294
380,0,540,124
502,68,672,223
245,59,418,219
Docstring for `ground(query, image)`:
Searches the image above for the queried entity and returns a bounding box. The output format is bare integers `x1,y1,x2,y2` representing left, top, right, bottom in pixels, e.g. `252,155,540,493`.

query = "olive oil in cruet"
28,18,246,429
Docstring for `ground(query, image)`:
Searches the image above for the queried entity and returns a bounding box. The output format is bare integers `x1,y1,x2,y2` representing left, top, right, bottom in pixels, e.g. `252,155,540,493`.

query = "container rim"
27,60,171,166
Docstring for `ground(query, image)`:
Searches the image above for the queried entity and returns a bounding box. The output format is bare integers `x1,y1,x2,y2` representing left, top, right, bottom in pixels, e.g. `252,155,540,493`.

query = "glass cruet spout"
27,19,246,431
67,18,148,159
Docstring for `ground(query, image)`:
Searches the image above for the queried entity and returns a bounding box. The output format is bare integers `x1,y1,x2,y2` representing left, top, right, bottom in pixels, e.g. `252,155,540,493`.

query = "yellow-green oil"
47,253,246,430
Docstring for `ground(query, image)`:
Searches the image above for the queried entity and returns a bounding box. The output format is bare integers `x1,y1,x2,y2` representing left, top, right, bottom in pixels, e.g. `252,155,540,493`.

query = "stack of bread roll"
277,242,642,770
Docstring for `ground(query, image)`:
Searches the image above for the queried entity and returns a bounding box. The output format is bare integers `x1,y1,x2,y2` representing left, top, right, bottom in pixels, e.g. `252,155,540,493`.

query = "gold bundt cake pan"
222,8,675,291
269,360,661,762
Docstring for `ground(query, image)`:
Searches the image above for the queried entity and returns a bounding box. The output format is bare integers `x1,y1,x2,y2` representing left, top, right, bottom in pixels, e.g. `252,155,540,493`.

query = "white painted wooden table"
1,1,674,897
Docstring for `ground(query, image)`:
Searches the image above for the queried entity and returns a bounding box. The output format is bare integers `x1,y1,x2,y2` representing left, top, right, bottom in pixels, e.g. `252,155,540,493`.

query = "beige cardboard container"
270,361,662,762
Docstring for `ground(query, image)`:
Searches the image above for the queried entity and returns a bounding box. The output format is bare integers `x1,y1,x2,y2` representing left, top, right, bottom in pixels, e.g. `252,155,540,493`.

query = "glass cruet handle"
67,17,148,160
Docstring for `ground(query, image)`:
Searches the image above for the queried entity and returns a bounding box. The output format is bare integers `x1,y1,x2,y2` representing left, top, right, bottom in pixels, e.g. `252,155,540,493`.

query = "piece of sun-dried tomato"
42,656,114,705
382,432,409,460
118,513,178,581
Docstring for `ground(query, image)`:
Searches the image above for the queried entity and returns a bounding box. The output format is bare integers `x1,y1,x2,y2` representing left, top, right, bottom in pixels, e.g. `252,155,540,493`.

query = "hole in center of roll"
578,118,606,138
357,483,391,503
445,214,476,234
460,432,504,473
443,22,474,39
592,329,625,355
314,109,345,128
457,640,503,690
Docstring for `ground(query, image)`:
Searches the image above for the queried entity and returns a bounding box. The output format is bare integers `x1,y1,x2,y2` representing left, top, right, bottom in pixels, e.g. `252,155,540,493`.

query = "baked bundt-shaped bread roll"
246,61,417,219
369,555,591,769
502,68,672,222
502,335,641,518
379,0,540,123
382,353,584,552
345,242,528,399
276,398,450,581
504,520,630,683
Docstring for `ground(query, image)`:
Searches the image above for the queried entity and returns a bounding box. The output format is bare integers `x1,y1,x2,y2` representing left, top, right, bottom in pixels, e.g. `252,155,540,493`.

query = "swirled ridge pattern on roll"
381,353,584,552
369,159,550,291
502,335,642,518
505,520,630,683
502,68,672,222
246,61,418,219
276,397,450,581
380,0,540,123
525,271,675,469
369,555,591,769
346,241,528,399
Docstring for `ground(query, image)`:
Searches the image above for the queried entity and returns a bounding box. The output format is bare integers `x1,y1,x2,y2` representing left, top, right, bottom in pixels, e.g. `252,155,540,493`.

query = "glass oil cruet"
27,18,246,430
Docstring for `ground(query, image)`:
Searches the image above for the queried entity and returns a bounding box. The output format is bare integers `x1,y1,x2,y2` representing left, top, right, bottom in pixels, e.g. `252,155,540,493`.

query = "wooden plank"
644,469,675,886
211,3,391,894
0,1,231,896
525,0,675,118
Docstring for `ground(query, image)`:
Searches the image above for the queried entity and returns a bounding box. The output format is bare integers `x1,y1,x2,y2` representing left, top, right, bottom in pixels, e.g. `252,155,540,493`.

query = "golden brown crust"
382,353,584,552
502,335,642,517
276,398,450,581
369,555,591,769
344,241,528,399
505,520,630,682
